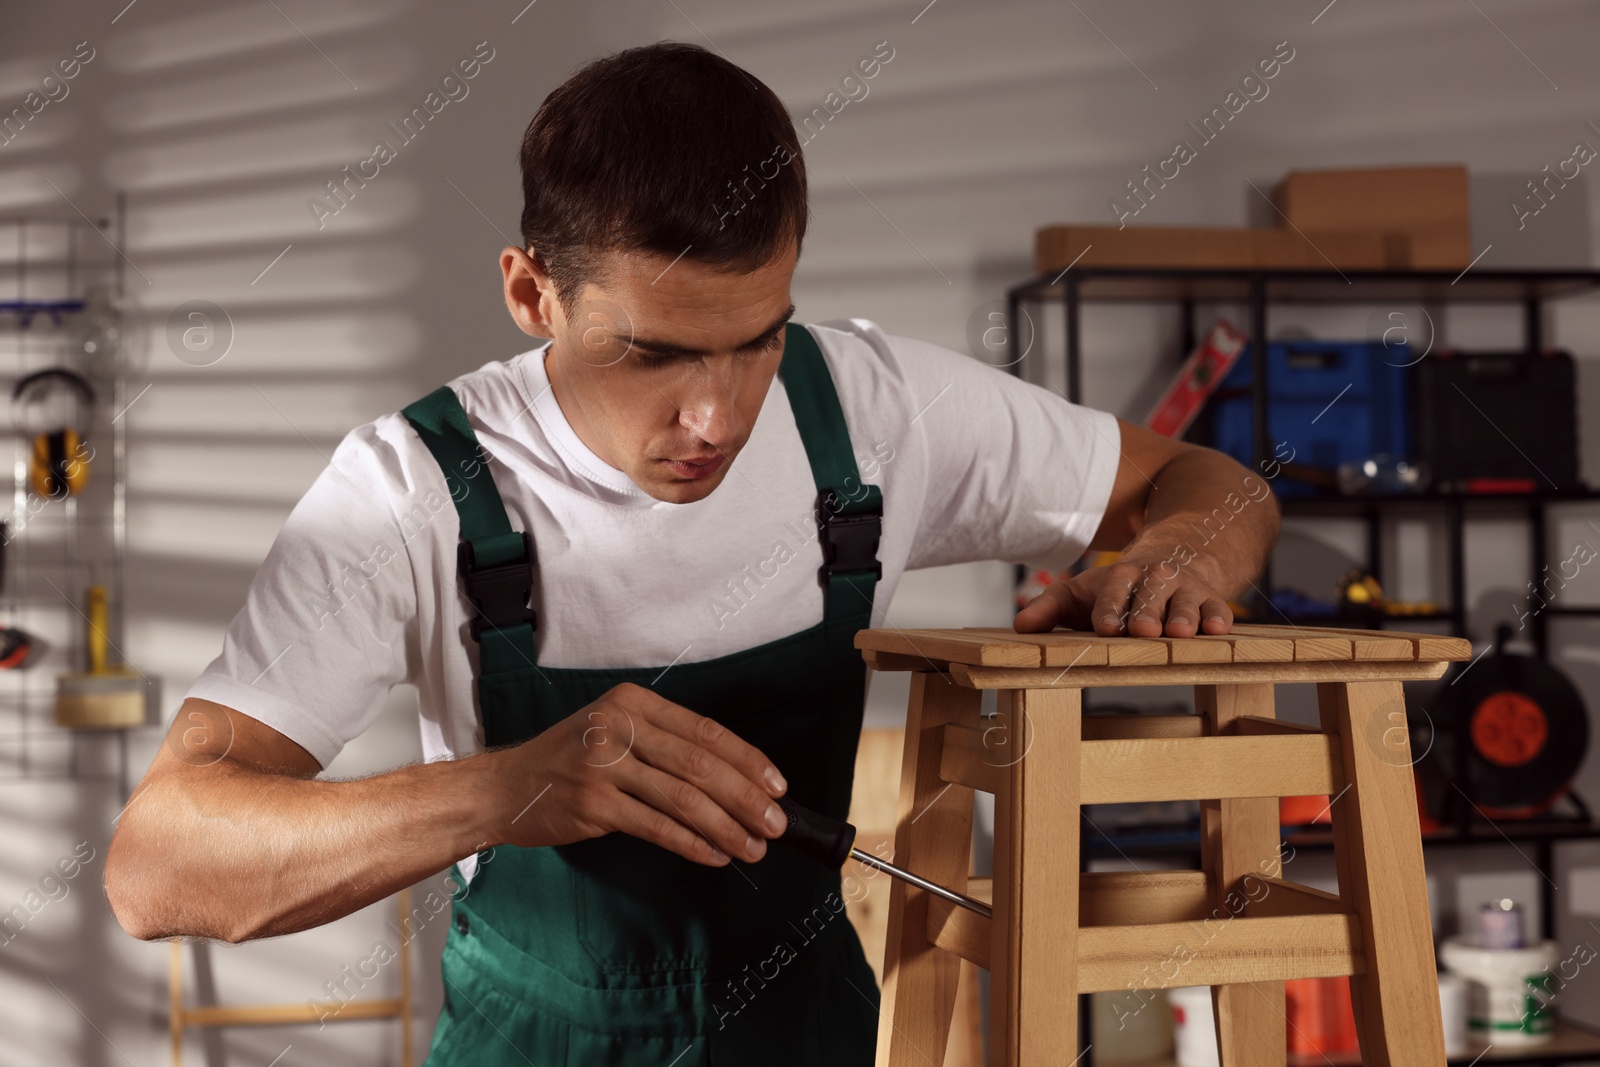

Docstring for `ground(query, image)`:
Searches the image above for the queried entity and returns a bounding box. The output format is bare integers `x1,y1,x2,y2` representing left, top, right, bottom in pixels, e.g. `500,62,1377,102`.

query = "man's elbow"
105,847,161,941
105,821,177,941
107,819,287,945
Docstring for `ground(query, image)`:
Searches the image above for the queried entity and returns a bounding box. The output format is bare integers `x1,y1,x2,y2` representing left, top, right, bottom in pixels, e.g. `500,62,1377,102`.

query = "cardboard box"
1253,227,1411,269
1034,224,1410,275
1274,165,1470,269
1035,225,1257,273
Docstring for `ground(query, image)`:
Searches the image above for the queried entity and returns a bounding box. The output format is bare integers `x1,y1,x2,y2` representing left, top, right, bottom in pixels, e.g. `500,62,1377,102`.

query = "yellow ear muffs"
30,427,89,498
13,368,95,500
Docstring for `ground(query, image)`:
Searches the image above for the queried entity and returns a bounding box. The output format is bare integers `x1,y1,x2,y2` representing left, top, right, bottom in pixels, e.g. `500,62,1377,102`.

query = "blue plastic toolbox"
1207,341,1412,496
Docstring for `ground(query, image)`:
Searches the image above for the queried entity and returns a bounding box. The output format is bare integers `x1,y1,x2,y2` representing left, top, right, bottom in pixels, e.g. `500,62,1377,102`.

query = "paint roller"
54,584,146,728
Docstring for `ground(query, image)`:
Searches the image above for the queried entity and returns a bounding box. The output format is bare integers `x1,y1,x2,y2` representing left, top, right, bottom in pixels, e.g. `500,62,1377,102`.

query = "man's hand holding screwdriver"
487,681,791,867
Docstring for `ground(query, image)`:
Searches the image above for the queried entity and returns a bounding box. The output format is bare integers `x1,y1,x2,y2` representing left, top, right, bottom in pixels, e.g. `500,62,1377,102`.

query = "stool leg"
989,686,1081,1066
1317,679,1446,1067
877,672,978,1067
1197,683,1287,1067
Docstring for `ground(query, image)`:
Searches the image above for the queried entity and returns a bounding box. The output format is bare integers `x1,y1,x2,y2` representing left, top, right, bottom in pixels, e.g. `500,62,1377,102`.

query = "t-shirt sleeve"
871,325,1122,572
184,420,423,768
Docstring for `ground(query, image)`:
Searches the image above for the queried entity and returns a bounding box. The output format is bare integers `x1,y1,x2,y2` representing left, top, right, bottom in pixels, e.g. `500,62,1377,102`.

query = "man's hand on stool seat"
1009,419,1281,639
1012,556,1235,638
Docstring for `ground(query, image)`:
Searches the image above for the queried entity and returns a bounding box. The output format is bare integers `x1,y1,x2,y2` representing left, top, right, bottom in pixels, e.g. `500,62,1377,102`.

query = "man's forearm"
1116,449,1280,600
107,754,504,943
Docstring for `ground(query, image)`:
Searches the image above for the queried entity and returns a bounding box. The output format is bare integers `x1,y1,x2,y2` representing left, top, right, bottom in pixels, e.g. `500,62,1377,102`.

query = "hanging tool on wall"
0,520,41,670
13,366,94,498
776,795,991,917
54,584,145,728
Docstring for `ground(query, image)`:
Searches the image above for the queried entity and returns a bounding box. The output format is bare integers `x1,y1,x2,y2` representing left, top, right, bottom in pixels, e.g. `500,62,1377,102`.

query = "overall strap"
402,387,539,676
777,323,883,625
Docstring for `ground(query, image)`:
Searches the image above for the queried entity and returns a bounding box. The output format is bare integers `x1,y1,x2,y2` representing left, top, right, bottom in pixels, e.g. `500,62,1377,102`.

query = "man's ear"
501,246,559,339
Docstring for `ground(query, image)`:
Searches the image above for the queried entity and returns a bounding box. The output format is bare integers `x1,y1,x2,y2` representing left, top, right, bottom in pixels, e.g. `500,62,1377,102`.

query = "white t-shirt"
187,318,1120,773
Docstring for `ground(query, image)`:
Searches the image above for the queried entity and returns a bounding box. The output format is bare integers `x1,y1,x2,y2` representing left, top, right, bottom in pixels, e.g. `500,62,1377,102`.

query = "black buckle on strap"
817,488,883,587
458,532,537,641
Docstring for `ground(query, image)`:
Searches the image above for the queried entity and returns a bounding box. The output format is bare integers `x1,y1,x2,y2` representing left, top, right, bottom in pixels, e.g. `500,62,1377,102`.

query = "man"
107,41,1278,1065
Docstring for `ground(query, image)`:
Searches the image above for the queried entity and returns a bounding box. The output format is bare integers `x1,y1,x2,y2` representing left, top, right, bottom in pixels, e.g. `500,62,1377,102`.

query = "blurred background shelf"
1106,1016,1600,1065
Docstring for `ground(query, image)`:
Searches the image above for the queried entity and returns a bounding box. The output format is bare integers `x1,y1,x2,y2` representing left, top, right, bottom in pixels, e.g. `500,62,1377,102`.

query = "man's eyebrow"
628,304,797,357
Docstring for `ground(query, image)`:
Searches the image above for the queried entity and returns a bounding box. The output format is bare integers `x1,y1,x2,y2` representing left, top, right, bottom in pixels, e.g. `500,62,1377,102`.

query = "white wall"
3,0,1600,1062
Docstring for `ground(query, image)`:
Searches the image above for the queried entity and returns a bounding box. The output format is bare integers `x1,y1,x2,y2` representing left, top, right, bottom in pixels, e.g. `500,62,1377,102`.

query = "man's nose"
677,362,745,448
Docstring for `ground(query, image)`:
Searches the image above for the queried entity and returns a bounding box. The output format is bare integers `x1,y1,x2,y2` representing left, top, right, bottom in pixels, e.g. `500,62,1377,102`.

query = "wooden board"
859,623,1472,675
1076,914,1362,993
1233,624,1353,660
1193,632,1296,662
1165,635,1235,663
1318,624,1471,661
958,628,1112,667
1317,679,1450,1066
1246,623,1471,662
990,687,1084,1065
875,675,982,1067
844,727,983,1066
862,648,952,673
855,628,1042,667
1348,634,1417,660
1080,734,1340,803
1198,683,1288,1067
951,658,1451,690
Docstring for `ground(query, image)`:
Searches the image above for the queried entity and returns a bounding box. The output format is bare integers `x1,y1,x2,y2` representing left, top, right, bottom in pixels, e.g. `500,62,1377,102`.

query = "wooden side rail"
1230,715,1322,735
937,725,1341,802
169,888,414,1067
926,871,1351,972
1079,870,1211,925
930,898,1364,989
1080,734,1341,803
943,709,1314,742
1076,914,1364,992
1248,876,1347,918
1082,714,1205,739
178,998,406,1028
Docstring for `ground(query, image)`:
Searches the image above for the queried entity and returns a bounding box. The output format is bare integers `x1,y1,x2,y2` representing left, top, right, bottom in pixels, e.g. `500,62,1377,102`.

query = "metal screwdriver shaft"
845,846,992,918
774,796,992,918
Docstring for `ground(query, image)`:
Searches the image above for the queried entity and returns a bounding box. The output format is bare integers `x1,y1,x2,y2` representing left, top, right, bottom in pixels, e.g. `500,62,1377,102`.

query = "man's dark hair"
518,42,807,311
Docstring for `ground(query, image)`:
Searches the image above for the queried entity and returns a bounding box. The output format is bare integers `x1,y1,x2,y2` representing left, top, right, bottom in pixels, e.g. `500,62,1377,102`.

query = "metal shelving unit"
1006,265,1600,1066
0,193,138,797
1117,1018,1600,1066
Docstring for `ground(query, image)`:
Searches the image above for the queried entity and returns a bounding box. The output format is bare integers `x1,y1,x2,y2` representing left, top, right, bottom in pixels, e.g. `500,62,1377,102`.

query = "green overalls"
402,323,884,1065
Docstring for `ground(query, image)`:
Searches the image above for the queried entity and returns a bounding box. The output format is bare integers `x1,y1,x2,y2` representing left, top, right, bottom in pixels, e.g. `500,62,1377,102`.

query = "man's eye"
633,332,782,367
740,333,783,356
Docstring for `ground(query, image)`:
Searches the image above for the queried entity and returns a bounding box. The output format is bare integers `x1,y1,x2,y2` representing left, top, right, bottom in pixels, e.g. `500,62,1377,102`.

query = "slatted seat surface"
855,622,1471,669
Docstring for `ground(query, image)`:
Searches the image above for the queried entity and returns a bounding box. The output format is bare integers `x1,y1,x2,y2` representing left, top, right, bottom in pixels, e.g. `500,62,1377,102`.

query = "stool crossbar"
858,623,1471,1067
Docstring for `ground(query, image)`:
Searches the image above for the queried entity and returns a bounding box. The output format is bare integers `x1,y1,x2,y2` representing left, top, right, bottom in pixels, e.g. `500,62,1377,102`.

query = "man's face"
502,240,797,505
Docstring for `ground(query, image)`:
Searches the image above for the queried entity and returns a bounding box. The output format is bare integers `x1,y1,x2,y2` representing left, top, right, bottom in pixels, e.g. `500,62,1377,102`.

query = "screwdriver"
774,795,992,918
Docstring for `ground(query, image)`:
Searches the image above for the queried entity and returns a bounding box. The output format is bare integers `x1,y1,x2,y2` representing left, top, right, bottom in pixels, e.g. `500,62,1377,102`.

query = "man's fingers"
1013,587,1065,632
1160,585,1205,637
1123,587,1168,637
630,718,786,841
638,690,788,800
619,760,767,864
1015,576,1103,632
606,790,734,868
1090,563,1144,635
1200,596,1234,633
1011,591,1062,633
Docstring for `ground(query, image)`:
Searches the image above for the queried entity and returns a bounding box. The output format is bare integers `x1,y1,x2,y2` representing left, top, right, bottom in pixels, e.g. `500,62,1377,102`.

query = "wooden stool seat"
858,623,1471,1067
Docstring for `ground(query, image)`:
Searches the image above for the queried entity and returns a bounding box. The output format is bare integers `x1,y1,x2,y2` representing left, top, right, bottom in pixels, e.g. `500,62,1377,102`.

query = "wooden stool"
858,623,1472,1067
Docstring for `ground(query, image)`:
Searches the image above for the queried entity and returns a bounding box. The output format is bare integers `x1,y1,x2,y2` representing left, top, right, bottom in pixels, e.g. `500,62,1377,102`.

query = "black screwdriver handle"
775,796,856,870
